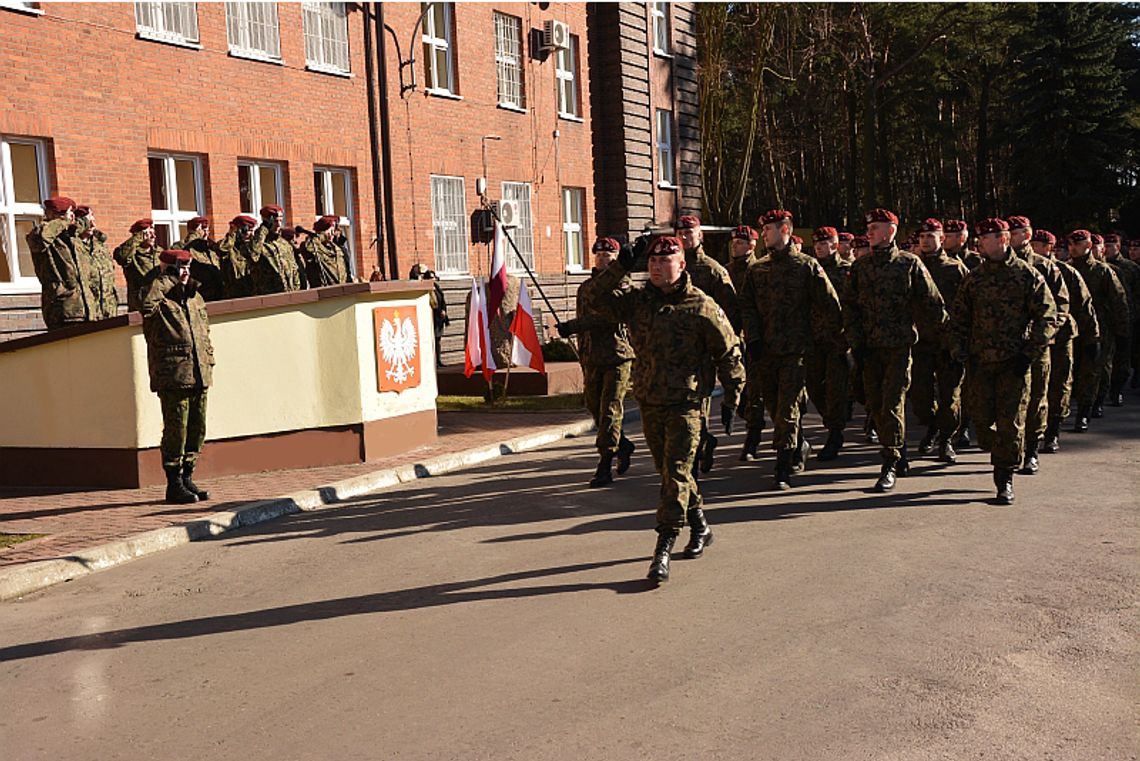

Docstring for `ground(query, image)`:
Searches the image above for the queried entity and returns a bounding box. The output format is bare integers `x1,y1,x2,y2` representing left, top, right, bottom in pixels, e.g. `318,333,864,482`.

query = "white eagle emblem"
379,312,418,385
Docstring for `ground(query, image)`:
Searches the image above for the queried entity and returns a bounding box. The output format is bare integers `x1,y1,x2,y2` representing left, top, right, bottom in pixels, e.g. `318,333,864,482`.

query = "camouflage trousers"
1107,332,1132,395
1025,349,1052,442
640,402,702,531
969,358,1030,470
758,353,807,451
742,349,766,432
805,346,849,432
583,362,631,456
158,388,209,469
1073,334,1114,407
863,346,912,462
1047,338,1074,420
909,343,963,439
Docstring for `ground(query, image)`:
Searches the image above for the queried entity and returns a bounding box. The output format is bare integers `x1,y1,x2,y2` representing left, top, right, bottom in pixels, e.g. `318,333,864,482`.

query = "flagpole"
482,199,564,324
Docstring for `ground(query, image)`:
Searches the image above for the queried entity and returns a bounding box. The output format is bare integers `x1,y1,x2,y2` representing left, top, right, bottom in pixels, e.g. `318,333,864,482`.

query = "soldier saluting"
250,205,302,294
114,218,161,312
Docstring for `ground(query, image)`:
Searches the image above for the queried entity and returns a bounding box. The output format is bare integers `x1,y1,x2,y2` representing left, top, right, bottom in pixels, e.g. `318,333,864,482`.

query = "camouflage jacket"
218,231,254,299
845,242,946,351
740,245,844,355
141,273,214,392
558,268,635,367
946,245,983,270
303,235,353,288
817,256,852,305
583,265,744,409
250,224,302,294
1070,255,1130,338
917,249,969,348
27,218,96,324
75,225,119,320
685,244,741,332
726,252,758,295
1105,255,1140,322
174,230,226,302
950,250,1057,364
1013,243,1069,345
1053,258,1099,343
113,232,160,311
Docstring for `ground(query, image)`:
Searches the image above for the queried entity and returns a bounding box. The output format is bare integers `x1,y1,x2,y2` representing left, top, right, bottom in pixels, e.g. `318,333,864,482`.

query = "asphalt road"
1,405,1136,761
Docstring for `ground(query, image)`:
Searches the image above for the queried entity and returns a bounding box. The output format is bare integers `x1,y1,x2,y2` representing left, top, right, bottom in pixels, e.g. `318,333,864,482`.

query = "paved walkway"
0,410,590,567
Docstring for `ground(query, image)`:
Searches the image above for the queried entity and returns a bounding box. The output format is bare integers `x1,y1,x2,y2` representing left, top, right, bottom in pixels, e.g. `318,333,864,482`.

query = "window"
0,1,44,15
494,12,524,110
302,1,350,74
501,181,534,272
562,188,585,271
148,153,203,248
422,2,455,95
238,160,284,217
430,175,468,274
0,137,48,288
313,166,355,272
135,2,199,46
555,34,580,119
226,2,280,61
656,109,676,187
651,2,671,55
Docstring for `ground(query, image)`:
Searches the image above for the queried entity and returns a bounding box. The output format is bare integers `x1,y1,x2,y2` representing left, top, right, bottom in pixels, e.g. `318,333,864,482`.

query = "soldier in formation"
27,196,97,328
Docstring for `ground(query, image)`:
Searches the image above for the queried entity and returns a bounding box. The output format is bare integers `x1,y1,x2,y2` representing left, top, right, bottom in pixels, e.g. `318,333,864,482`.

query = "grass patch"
437,394,585,412
0,533,46,550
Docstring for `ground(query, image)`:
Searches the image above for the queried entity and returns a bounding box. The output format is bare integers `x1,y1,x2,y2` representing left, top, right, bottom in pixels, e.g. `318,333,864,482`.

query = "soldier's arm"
248,225,270,263
714,267,742,332
1025,276,1058,356
843,265,866,351
738,267,764,346
1044,262,1070,331
701,305,745,410
911,260,948,333
1075,277,1101,341
1106,268,1130,333
948,278,973,362
140,274,178,318
811,262,845,350
579,262,635,324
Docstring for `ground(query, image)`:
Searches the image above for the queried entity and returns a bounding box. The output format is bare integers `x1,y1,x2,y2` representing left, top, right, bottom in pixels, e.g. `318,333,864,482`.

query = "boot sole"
683,532,713,559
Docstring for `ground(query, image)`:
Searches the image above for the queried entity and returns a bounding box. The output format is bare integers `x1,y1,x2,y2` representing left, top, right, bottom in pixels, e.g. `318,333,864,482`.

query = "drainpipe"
376,3,400,280
363,3,387,279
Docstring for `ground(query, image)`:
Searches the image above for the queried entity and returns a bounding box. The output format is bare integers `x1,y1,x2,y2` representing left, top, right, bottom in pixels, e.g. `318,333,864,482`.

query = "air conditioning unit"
492,200,520,228
543,19,570,51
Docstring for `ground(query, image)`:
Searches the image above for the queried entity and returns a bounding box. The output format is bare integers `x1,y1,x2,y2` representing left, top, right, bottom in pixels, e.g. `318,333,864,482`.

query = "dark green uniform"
27,218,96,329
174,231,226,302
250,224,302,294
1070,253,1129,410
727,251,765,437
912,248,970,443
1104,254,1139,398
950,251,1057,469
946,244,983,270
805,256,852,434
303,234,354,287
218,230,255,298
1012,243,1070,448
1048,258,1099,422
113,232,160,312
76,222,119,320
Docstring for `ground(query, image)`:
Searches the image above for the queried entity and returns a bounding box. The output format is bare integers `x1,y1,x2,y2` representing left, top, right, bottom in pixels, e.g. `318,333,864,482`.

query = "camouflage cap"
648,236,684,256
158,249,193,265
43,196,77,213
731,225,758,241
813,226,838,241
592,237,620,252
975,218,1009,235
942,219,968,233
129,218,154,233
759,209,793,226
1030,229,1056,245
864,208,899,225
1067,229,1091,242
915,218,943,233
675,214,701,230
1006,215,1032,231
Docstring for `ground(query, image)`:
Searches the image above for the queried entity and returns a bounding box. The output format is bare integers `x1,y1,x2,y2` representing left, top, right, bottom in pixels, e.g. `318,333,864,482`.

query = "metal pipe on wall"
362,2,387,279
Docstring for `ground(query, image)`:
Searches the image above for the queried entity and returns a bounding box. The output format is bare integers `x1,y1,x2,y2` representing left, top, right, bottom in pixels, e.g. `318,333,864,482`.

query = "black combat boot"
790,434,811,474
738,427,762,462
588,454,614,488
1092,393,1105,418
1109,390,1124,407
955,418,972,449
864,416,879,444
1074,406,1090,432
1041,418,1061,453
917,425,938,456
774,450,792,491
165,465,198,505
615,436,635,475
817,428,844,461
647,528,679,582
874,459,897,492
1020,440,1040,475
682,507,714,559
699,431,718,474
937,435,957,464
994,468,1015,505
895,447,910,477
180,461,209,501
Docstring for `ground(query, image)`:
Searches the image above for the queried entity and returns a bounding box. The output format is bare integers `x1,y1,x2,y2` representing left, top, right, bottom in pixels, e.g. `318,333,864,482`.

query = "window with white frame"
313,166,355,271
135,2,199,46
0,1,43,14
562,187,585,271
238,160,284,217
0,137,48,288
651,2,671,55
494,12,524,109
501,181,534,271
656,109,676,187
430,175,468,274
148,153,203,248
302,1,350,74
422,2,455,94
555,34,580,119
226,2,280,61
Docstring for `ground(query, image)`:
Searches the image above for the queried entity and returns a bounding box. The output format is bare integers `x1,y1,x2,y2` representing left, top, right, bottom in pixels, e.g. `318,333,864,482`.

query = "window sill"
1,3,44,16
653,49,673,59
497,103,527,114
437,270,470,280
657,182,679,190
0,280,42,295
564,265,587,274
306,63,353,78
557,113,584,123
136,31,202,50
229,48,284,66
427,89,463,101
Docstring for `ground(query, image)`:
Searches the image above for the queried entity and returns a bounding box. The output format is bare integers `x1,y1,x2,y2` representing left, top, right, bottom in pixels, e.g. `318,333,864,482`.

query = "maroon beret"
592,237,620,253
1129,239,1140,248
1031,229,1056,245
759,209,793,226
129,218,154,233
916,218,943,233
187,216,209,229
231,214,258,227
43,196,77,214
942,219,968,233
852,235,870,248
279,227,296,241
260,204,284,217
1104,232,1121,244
1091,233,1104,245
648,236,684,256
813,226,838,242
731,225,758,242
976,218,1010,235
837,232,854,242
675,214,701,230
864,208,899,225
1006,215,1032,231
74,205,92,218
313,214,339,233
791,235,803,246
158,249,193,265
1067,229,1091,242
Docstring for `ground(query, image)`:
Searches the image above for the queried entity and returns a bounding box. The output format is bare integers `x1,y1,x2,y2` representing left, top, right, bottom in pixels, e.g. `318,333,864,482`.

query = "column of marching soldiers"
557,209,1139,583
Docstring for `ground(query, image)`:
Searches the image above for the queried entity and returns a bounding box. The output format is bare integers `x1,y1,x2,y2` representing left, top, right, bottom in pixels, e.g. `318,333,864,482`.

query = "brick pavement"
0,410,590,567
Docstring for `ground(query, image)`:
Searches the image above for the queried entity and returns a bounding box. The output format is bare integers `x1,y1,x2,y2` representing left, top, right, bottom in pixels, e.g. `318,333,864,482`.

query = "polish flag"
487,220,509,318
464,277,496,381
509,279,546,374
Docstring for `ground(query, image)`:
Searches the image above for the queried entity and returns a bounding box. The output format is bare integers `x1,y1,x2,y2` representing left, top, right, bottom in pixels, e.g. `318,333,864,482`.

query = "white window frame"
651,2,672,56
501,181,534,273
430,174,468,275
494,11,524,111
0,1,44,16
656,108,676,188
148,152,204,248
238,160,285,217
226,2,281,63
555,34,581,120
302,1,351,76
562,187,585,272
422,2,456,95
0,137,49,293
135,2,200,48
313,166,356,274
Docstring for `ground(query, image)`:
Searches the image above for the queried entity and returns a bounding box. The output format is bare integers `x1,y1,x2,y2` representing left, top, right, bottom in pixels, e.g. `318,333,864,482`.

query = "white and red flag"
487,220,510,318
509,278,546,374
463,277,496,381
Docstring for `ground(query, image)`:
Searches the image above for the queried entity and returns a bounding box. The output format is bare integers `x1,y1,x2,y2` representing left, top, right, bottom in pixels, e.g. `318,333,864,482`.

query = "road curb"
0,409,638,602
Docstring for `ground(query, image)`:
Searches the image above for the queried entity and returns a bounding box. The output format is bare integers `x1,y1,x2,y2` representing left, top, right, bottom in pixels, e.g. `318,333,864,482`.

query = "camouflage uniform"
1070,253,1129,410
558,268,635,458
218,230,254,299
27,218,97,329
727,251,765,435
249,224,302,294
303,234,354,287
845,242,946,464
946,244,983,270
1048,259,1098,421
173,231,226,302
75,222,119,320
1104,254,1139,398
113,232,160,312
950,252,1057,470
1012,243,1070,449
583,265,743,532
141,272,214,470
805,255,852,435
912,248,970,442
